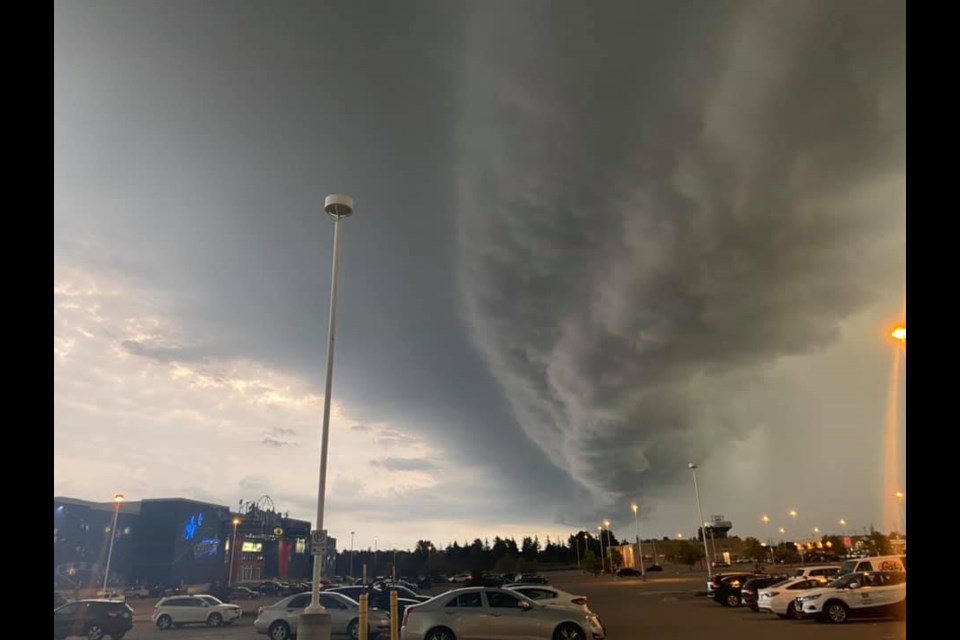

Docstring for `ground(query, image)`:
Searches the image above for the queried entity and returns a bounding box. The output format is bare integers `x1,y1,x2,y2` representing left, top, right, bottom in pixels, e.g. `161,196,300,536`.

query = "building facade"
54,496,323,588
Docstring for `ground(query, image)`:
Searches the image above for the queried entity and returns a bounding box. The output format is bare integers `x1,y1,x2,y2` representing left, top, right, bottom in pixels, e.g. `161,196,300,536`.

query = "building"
54,496,323,588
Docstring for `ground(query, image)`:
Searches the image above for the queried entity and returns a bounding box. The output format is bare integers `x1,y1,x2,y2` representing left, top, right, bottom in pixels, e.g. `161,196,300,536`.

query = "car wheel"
156,615,173,631
824,601,849,624
86,625,105,640
347,618,360,640
268,621,292,640
424,626,456,640
553,623,585,640
785,601,798,619
207,612,224,627
725,593,741,607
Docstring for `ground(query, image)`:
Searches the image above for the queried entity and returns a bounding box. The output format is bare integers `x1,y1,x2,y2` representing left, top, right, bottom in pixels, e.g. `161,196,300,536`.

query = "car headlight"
797,594,821,602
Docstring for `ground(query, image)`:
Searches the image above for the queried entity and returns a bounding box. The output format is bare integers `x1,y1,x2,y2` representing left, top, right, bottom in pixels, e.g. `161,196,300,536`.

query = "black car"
741,575,788,611
54,599,134,640
616,567,642,577
325,586,420,617
646,564,664,572
712,573,764,607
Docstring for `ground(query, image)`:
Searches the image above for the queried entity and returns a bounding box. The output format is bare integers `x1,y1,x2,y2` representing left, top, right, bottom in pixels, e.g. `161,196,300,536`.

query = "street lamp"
597,526,605,574
631,504,646,579
761,515,770,544
229,518,241,587
891,326,905,344
102,493,124,591
688,463,712,578
349,531,356,580
374,536,378,576
303,194,355,639
895,491,906,531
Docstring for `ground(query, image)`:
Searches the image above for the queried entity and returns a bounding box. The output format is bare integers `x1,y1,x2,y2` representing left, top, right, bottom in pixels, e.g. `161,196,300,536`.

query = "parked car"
400,587,605,640
741,575,788,611
838,555,906,574
706,573,759,599
152,594,242,629
615,567,642,577
327,585,423,616
504,584,592,613
54,599,134,640
756,577,829,618
121,585,150,599
646,564,664,572
254,591,391,640
229,586,261,600
792,565,841,580
795,571,906,624
712,574,764,607
513,573,549,584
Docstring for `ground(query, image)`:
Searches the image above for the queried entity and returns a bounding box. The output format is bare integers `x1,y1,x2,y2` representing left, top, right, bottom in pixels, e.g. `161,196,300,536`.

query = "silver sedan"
400,587,605,640
254,591,391,640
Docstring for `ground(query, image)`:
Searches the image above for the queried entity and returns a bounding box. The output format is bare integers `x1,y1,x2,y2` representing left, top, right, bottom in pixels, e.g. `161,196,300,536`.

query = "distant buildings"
53,496,327,588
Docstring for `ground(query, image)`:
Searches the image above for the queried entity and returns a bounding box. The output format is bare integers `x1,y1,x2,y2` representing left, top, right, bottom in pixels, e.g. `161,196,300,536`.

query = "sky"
54,0,905,551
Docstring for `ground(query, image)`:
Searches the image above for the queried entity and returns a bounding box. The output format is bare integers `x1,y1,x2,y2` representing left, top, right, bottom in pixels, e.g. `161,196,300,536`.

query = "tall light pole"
574,533,581,571
631,504,645,578
102,493,124,591
228,518,241,586
597,526,606,574
349,531,356,580
688,464,712,578
761,515,770,544
895,491,906,532
392,546,397,582
374,536,378,576
303,194,355,639
603,520,613,572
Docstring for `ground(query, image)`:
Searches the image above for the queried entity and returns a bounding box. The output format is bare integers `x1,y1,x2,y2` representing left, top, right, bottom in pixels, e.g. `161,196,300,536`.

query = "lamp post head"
233,518,241,526
632,503,638,514
688,463,697,469
789,509,798,518
891,326,906,343
114,493,125,503
324,194,354,218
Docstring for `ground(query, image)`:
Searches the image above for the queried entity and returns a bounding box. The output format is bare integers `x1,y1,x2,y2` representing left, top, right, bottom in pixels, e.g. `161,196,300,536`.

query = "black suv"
54,599,134,640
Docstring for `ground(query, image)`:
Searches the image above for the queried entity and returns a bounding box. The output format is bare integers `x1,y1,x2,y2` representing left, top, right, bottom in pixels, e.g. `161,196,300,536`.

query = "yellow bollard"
390,590,399,640
359,593,368,640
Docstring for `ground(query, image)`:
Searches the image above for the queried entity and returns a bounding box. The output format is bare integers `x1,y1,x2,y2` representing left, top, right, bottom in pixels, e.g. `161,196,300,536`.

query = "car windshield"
826,574,859,589
199,596,222,606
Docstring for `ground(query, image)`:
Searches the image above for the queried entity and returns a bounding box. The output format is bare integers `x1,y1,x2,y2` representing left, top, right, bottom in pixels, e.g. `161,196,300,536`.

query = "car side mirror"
849,582,859,590
519,601,532,610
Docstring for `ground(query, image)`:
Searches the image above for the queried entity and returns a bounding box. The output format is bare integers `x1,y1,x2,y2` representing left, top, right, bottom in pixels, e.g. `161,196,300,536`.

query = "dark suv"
54,599,134,640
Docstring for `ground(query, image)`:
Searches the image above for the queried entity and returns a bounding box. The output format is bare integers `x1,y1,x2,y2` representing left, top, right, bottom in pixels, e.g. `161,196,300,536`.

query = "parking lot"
113,571,906,640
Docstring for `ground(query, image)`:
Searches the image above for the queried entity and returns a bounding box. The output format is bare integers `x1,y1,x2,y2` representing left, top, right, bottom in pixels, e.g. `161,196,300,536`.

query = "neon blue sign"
183,513,204,541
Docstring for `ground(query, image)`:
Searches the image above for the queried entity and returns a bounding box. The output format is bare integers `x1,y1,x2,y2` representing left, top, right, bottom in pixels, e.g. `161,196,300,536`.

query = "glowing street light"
597,526,606,575
891,326,905,343
631,504,646,579
228,518,242,586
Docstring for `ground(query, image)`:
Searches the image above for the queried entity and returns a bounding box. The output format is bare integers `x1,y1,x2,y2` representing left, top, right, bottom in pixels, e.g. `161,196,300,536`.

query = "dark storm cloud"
455,0,904,511
371,457,437,473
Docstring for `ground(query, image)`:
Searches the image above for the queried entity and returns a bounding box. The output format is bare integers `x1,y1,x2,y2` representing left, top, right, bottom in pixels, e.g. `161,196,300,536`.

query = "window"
164,598,189,606
288,595,311,609
857,561,874,572
523,589,553,600
320,595,346,610
56,603,81,616
487,592,523,608
880,573,906,586
445,592,482,608
199,596,221,606
183,598,205,607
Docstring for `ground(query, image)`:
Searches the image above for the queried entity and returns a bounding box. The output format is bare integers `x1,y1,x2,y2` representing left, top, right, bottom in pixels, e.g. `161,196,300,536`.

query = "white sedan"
153,594,242,629
503,585,592,613
756,577,828,618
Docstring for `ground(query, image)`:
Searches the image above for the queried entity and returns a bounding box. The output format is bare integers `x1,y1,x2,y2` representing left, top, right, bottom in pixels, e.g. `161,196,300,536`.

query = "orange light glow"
891,326,905,343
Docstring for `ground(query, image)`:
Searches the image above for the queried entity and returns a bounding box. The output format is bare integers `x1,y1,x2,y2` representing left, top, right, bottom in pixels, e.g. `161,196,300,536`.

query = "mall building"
53,495,334,588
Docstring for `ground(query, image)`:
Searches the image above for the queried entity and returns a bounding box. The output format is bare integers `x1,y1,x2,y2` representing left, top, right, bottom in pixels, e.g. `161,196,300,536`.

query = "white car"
503,585,592,614
400,587,605,640
792,565,841,580
795,571,906,624
756,577,829,618
253,590,391,640
153,594,242,629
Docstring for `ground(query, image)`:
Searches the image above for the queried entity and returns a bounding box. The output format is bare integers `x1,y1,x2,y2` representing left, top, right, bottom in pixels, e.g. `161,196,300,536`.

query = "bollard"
359,593,368,640
390,590,399,640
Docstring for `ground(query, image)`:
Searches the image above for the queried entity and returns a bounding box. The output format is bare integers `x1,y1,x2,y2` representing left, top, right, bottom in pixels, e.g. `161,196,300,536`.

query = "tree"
582,549,601,574
867,531,892,556
676,541,705,571
742,537,766,562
